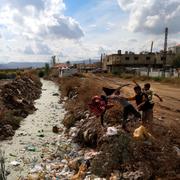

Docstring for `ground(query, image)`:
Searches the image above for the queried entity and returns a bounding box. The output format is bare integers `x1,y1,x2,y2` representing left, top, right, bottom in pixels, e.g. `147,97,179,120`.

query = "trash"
84,150,100,160
106,127,118,136
70,164,87,180
30,164,43,173
10,160,20,166
9,153,17,157
26,145,36,152
37,130,44,137
133,125,153,141
123,170,144,179
27,172,45,180
68,157,84,171
37,133,44,137
53,93,59,96
173,146,180,157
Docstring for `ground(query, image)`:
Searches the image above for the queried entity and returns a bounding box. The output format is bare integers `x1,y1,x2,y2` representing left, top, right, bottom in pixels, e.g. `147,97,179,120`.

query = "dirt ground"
88,74,180,142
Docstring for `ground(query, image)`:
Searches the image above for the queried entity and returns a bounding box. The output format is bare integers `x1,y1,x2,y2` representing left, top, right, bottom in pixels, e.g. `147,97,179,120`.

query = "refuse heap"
0,73,42,139
56,75,180,179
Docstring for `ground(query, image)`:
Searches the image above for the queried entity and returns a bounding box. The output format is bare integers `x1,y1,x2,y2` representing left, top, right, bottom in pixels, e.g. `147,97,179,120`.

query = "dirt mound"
1,75,41,111
0,73,42,139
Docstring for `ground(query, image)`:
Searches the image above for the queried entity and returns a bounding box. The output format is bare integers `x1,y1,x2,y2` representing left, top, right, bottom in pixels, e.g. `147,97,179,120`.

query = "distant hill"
0,62,48,69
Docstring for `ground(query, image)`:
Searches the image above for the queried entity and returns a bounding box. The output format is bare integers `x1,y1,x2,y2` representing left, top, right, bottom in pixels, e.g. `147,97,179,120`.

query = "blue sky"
0,0,179,62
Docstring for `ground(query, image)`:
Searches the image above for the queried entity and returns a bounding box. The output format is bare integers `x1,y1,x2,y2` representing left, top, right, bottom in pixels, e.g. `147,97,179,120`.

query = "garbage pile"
52,75,179,179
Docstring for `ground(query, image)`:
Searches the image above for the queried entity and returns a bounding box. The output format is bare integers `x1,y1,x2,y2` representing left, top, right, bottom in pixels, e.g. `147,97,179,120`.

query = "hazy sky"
0,0,180,63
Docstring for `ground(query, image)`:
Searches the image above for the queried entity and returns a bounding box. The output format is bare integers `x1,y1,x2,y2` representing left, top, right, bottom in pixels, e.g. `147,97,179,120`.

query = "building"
168,44,180,54
102,50,175,73
77,63,101,73
53,63,77,77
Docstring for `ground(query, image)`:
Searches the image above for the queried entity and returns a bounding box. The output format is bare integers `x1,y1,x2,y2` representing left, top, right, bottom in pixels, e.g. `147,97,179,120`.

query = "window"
146,57,150,60
134,57,138,60
125,57,129,60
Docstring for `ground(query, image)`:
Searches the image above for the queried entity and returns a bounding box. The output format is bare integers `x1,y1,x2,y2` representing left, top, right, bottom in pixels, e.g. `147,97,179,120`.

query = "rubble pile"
1,75,42,114
0,74,42,139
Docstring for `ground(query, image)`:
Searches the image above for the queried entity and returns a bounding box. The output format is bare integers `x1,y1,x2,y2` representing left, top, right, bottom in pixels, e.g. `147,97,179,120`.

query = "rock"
63,113,76,129
52,93,59,96
106,127,118,136
52,125,59,133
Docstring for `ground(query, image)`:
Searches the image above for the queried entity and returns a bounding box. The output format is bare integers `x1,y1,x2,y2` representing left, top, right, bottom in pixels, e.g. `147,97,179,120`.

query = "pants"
142,108,153,123
123,104,141,127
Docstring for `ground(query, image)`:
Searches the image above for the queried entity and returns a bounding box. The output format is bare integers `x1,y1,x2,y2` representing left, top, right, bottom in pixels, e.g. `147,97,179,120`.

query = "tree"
45,63,50,75
172,55,180,68
66,61,70,65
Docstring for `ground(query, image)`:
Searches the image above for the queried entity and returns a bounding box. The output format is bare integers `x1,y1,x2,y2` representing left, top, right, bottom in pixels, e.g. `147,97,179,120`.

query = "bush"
38,70,45,77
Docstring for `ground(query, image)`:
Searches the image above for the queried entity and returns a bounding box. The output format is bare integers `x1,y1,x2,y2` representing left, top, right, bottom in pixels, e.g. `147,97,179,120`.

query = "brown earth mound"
0,72,42,139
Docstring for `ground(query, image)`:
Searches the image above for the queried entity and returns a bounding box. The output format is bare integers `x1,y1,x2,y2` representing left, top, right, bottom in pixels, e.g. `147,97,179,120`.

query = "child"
109,90,141,132
143,83,163,104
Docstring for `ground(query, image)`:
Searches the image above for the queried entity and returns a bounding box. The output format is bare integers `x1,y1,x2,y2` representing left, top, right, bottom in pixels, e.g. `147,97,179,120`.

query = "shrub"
38,70,45,77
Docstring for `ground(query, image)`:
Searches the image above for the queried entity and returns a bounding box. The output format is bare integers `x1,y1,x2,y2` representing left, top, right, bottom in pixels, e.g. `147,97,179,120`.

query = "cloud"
117,0,180,34
35,42,52,55
24,46,35,54
0,0,84,40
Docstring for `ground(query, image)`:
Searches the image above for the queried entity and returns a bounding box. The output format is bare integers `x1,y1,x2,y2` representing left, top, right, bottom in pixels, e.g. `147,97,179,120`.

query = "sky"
0,0,180,63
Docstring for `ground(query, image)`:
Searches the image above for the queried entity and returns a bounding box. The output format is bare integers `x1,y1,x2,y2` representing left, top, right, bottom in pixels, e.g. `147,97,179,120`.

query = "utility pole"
162,27,168,77
147,41,154,77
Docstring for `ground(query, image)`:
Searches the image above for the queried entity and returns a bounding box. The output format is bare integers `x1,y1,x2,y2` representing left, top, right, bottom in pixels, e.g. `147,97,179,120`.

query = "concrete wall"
59,68,78,77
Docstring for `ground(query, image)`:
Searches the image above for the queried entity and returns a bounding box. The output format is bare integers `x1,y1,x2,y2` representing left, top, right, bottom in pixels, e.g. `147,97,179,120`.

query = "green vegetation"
172,55,180,68
44,63,50,75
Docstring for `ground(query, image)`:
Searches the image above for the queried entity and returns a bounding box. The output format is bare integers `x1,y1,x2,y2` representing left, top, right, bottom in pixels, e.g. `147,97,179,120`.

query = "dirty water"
0,79,68,179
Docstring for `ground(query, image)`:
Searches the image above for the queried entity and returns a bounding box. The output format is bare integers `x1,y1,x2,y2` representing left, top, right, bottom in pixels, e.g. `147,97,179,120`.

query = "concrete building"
102,50,175,73
168,44,180,54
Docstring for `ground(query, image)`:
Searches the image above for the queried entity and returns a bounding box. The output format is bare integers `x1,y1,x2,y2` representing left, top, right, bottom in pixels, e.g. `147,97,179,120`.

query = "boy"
109,90,141,132
143,83,163,104
127,86,153,123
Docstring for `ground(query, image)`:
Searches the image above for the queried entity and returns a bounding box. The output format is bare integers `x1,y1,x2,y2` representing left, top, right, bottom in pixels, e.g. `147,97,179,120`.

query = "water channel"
0,79,67,179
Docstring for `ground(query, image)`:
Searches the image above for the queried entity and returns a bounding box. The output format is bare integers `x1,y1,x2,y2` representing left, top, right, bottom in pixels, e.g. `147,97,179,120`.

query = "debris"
10,161,20,166
52,93,59,96
173,146,180,157
30,164,43,173
133,125,154,141
9,153,17,157
123,170,144,180
70,164,88,180
52,125,59,133
26,145,36,152
106,127,118,136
